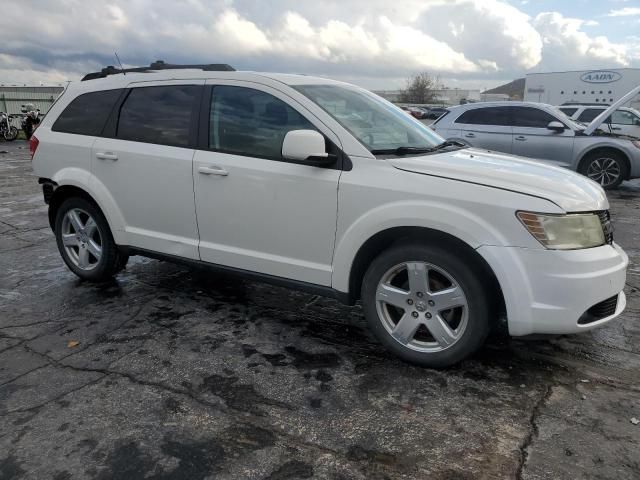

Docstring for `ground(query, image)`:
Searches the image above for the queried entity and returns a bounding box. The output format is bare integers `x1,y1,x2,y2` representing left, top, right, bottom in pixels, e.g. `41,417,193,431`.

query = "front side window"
455,107,511,126
558,107,578,117
510,107,557,128
294,84,443,152
53,89,123,136
611,110,637,126
117,85,199,147
209,86,315,159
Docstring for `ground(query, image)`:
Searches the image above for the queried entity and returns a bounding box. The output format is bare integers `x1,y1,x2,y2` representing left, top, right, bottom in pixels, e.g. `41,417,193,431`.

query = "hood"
584,84,640,136
388,148,608,212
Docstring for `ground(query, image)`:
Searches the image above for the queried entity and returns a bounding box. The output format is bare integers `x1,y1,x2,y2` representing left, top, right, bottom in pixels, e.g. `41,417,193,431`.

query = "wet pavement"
0,140,638,479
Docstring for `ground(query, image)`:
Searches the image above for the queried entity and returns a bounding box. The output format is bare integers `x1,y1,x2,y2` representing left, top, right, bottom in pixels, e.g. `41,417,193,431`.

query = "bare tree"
398,72,440,104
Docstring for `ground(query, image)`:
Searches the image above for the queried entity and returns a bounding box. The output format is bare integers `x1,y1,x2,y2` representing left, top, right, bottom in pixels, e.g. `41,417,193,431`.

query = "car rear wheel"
361,243,490,368
580,151,627,189
54,197,128,281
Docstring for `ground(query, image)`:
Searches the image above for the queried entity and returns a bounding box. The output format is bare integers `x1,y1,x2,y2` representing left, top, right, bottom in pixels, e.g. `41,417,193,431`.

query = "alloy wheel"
586,157,621,187
60,208,102,271
375,261,468,353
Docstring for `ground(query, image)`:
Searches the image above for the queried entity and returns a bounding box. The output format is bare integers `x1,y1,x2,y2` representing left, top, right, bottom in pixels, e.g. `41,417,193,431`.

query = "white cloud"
533,12,629,69
607,7,640,17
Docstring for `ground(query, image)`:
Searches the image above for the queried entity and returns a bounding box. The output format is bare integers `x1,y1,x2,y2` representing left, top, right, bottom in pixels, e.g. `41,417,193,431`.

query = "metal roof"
0,86,64,115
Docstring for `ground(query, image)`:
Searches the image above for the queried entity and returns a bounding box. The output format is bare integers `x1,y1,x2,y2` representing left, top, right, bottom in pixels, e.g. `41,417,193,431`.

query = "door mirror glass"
282,130,334,165
547,121,565,132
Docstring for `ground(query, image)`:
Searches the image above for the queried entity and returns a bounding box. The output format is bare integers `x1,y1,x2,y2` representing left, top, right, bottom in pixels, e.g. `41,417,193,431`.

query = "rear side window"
116,85,199,147
510,107,557,128
558,107,578,117
209,85,315,159
455,107,510,126
52,89,123,136
577,108,604,123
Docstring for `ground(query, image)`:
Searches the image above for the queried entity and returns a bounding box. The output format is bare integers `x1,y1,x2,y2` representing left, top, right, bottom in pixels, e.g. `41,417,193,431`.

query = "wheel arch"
47,173,126,243
345,226,506,328
577,146,631,180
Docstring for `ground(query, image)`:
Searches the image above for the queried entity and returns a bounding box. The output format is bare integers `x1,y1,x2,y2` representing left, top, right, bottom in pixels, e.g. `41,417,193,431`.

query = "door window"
510,107,557,128
454,107,511,126
52,89,123,136
558,107,577,117
116,85,199,147
577,108,604,123
209,86,315,159
611,110,637,125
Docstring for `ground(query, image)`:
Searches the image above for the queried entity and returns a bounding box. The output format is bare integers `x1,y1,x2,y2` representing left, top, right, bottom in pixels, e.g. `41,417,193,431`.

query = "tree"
398,72,440,104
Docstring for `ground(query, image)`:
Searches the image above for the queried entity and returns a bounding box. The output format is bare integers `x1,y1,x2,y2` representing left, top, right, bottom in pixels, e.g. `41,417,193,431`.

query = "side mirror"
282,130,336,166
547,121,565,132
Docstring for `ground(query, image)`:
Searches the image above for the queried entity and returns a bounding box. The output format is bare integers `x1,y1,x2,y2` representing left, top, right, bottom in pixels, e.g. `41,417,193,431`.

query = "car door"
610,110,640,138
192,81,341,286
91,80,203,259
454,106,513,153
510,106,575,163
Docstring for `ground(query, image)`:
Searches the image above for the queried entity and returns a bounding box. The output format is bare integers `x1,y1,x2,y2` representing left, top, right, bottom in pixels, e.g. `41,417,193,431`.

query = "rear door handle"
198,166,228,176
515,136,526,141
464,133,476,138
95,152,118,161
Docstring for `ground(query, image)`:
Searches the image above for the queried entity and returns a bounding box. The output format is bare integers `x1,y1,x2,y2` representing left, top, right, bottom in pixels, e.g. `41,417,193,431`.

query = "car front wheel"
361,243,490,368
580,152,627,189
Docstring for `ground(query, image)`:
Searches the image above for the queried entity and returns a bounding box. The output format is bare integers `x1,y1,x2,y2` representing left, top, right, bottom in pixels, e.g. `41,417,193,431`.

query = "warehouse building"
524,68,640,109
0,85,66,116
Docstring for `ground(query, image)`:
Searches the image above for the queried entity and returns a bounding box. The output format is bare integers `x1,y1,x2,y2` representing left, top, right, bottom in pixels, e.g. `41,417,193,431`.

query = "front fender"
331,200,523,293
51,168,127,244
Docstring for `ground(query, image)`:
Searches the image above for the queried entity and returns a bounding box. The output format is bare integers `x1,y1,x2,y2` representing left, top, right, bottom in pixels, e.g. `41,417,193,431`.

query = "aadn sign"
580,71,622,84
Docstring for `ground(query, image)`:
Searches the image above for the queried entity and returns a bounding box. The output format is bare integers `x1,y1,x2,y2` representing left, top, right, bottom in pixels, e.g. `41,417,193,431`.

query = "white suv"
31,62,628,367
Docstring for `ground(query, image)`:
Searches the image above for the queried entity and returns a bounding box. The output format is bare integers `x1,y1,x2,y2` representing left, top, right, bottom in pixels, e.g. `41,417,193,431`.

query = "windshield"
294,84,444,152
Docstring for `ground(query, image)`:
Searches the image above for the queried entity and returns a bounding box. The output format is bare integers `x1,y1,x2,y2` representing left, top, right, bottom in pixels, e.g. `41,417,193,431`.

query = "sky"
1,0,639,91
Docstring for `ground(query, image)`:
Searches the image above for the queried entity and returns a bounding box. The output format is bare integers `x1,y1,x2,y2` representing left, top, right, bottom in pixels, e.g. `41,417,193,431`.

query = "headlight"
517,211,605,250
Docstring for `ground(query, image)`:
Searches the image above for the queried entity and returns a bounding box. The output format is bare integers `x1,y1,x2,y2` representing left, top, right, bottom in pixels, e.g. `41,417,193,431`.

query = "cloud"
607,7,640,17
0,0,637,88
533,12,629,69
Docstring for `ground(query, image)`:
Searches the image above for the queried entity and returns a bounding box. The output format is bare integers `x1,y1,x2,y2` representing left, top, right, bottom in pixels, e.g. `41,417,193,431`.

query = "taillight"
29,135,39,160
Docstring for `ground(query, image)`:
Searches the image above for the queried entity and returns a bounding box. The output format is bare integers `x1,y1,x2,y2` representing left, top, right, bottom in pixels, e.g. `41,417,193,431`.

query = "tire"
4,126,18,141
54,197,126,281
579,151,627,190
361,243,490,368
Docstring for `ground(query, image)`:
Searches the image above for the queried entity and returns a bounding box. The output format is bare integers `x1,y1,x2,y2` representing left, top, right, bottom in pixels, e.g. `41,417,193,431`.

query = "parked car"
432,90,640,189
427,106,448,119
31,62,628,367
400,106,425,119
558,105,640,139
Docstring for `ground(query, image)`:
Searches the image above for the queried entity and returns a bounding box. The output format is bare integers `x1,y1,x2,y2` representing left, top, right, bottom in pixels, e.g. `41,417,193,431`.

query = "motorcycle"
0,112,18,141
21,105,41,140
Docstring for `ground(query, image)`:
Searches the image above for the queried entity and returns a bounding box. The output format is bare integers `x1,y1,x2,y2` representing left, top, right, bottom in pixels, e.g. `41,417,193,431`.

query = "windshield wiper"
370,146,436,155
431,140,466,150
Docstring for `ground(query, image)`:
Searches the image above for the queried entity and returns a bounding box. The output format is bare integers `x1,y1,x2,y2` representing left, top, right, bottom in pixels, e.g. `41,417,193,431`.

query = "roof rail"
81,60,235,81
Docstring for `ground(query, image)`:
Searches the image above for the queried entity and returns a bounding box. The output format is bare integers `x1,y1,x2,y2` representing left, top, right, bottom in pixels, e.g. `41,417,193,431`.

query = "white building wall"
524,69,640,109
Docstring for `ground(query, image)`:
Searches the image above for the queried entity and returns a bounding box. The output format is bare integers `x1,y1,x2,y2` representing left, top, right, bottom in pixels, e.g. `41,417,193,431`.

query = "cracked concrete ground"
0,140,638,479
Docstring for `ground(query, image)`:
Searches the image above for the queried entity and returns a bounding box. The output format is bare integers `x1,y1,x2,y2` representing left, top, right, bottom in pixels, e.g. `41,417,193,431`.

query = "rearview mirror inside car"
282,130,336,166
547,121,565,132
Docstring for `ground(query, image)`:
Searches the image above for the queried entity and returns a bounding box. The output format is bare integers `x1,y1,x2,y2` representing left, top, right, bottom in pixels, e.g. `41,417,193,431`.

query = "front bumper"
477,243,628,336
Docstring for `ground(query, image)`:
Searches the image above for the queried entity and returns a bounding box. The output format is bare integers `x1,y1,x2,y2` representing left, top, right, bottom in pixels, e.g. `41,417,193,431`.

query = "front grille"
597,210,614,245
578,294,618,325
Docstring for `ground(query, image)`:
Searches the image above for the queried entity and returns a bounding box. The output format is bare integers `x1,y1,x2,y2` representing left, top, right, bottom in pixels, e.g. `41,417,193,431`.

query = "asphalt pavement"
1,140,638,479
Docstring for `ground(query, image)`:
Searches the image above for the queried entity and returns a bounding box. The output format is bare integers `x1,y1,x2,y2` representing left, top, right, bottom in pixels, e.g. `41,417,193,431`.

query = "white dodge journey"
30,61,628,367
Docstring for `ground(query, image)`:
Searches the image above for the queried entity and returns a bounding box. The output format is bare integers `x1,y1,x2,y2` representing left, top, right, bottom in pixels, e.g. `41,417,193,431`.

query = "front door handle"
95,152,118,161
464,133,476,138
515,136,526,141
198,166,228,176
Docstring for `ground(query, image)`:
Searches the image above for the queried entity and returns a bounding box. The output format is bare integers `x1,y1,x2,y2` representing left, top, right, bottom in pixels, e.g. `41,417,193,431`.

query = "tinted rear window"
455,107,510,126
52,89,123,136
116,85,199,147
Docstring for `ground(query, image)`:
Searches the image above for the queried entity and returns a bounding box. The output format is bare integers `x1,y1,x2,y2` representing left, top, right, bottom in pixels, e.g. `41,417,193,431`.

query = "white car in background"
558,105,640,139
